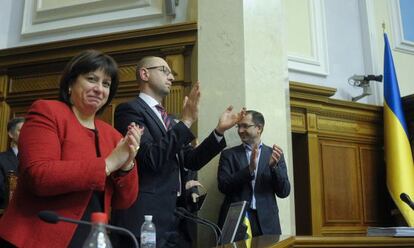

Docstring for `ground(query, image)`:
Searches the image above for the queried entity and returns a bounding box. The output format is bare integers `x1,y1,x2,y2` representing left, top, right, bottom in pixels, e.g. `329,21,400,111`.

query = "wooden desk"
219,235,414,248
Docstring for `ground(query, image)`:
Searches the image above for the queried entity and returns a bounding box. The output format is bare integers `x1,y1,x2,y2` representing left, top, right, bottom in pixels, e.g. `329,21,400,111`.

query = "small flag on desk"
243,213,252,248
383,33,414,226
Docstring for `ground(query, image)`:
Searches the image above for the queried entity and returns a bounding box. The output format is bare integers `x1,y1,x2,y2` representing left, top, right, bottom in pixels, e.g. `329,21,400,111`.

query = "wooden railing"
219,235,414,248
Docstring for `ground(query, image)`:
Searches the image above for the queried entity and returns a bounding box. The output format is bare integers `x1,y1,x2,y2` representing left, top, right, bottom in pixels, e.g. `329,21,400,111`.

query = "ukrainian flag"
243,213,252,248
383,33,414,226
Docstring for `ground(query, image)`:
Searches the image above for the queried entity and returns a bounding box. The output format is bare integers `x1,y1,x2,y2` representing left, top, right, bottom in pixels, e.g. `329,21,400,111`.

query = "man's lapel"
136,97,166,134
256,145,270,185
236,145,249,170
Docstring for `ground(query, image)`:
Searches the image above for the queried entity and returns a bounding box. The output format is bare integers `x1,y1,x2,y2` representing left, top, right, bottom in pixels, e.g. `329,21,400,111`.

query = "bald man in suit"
111,56,245,247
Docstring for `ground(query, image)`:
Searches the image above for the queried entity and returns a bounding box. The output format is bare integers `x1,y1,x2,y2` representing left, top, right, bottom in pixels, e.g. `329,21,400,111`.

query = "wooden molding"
0,22,196,142
224,235,414,248
0,22,197,68
290,81,383,138
290,81,336,97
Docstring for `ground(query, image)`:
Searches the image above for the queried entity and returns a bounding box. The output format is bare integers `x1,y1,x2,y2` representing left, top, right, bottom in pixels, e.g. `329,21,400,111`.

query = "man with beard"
217,110,290,237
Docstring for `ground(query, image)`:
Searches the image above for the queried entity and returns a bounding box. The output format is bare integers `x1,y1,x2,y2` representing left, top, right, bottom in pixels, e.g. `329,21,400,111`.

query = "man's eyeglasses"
146,66,173,77
235,124,256,129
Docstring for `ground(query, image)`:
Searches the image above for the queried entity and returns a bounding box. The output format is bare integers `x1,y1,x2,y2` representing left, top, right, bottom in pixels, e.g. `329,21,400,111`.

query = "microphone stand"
38,211,138,248
177,207,222,238
175,207,222,246
400,193,414,211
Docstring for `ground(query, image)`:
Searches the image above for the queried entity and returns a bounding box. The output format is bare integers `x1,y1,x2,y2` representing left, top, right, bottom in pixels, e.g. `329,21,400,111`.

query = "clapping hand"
105,122,144,175
122,122,144,170
181,81,201,128
269,144,283,168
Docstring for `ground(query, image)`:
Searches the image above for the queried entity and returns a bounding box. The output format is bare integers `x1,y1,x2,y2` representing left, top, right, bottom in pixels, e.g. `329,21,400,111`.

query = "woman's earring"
68,88,72,95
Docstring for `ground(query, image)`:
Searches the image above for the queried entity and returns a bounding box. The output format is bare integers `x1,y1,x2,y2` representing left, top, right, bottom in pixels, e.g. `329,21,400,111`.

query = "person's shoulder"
222,144,243,154
116,98,143,112
116,100,132,108
262,143,272,150
117,97,141,108
0,149,12,163
30,100,69,113
0,151,7,159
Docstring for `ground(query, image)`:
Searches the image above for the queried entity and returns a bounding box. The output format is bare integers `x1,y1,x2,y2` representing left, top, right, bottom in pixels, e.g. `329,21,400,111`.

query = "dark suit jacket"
0,148,18,208
217,144,290,235
111,97,226,247
175,169,201,248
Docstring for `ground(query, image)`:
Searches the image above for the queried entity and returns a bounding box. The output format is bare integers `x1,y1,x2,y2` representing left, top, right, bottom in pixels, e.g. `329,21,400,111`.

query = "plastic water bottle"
82,212,113,248
140,215,156,248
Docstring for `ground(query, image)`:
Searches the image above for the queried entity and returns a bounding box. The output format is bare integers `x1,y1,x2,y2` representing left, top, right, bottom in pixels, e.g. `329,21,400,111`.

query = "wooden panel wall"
321,141,361,224
290,81,390,236
0,23,197,151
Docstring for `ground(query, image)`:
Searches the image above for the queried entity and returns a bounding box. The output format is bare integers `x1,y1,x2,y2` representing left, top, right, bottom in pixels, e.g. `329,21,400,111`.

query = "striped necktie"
156,104,181,194
155,104,172,130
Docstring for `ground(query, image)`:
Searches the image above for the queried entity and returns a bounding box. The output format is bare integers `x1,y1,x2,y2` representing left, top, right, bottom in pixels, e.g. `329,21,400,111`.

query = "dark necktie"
155,104,172,130
155,104,181,194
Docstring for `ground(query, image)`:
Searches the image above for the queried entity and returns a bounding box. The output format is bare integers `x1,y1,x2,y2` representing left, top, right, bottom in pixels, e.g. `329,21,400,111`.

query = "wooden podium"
219,235,414,248
290,82,389,236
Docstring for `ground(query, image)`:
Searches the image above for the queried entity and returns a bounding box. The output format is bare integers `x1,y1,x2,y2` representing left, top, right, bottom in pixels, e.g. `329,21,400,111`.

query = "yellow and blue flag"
243,213,252,248
383,33,414,226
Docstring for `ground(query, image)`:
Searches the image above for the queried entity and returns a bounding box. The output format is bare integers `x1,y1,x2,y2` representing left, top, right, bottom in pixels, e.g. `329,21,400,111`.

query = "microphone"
349,74,383,82
175,207,222,246
400,193,414,211
38,211,138,248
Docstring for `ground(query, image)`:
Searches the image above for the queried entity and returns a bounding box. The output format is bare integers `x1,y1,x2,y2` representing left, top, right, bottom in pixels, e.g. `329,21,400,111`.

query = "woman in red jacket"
0,50,143,248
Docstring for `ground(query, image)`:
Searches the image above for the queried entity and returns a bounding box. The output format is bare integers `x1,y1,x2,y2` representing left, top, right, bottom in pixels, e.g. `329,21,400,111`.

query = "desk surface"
218,235,414,248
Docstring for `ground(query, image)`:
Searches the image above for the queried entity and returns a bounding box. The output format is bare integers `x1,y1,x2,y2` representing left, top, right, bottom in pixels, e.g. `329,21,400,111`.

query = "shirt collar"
11,146,18,156
139,92,161,108
243,142,263,151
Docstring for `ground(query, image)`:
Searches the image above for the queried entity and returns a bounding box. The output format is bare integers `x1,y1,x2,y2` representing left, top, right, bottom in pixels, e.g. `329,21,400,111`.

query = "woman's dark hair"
58,50,119,115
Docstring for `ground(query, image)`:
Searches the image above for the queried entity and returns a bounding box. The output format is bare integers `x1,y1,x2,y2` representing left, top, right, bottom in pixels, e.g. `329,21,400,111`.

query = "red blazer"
0,100,139,248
